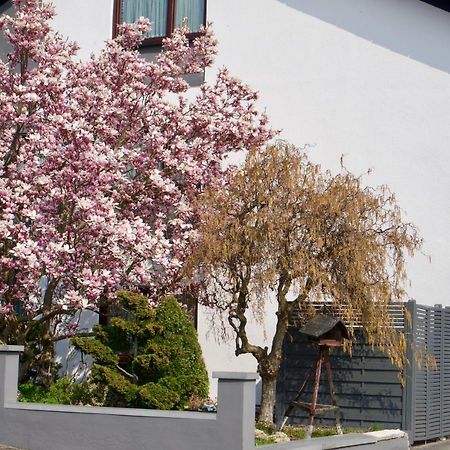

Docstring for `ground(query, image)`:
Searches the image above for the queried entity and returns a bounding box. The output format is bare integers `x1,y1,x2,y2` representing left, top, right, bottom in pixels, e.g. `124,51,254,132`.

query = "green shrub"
18,377,97,405
18,383,48,403
72,292,209,410
139,382,180,410
256,437,274,446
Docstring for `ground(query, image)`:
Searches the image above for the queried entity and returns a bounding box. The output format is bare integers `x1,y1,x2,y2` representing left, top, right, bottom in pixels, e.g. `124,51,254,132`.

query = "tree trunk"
259,374,277,424
36,330,55,387
16,320,55,386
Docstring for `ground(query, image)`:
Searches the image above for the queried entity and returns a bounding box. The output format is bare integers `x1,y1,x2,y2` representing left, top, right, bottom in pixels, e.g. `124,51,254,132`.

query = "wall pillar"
214,372,258,450
0,345,24,407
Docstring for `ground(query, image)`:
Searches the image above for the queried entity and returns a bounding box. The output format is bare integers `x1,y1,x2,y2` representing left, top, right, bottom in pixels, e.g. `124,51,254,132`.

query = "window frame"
113,0,207,47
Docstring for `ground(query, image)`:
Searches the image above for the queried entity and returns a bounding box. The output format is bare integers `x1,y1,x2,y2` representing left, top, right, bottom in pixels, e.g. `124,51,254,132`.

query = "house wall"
2,0,450,401
50,0,113,60
206,0,450,305
200,0,450,396
0,1,14,59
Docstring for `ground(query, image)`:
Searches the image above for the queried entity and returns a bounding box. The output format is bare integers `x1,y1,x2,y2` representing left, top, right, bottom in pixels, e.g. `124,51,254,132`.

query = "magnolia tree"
0,0,272,382
185,143,422,424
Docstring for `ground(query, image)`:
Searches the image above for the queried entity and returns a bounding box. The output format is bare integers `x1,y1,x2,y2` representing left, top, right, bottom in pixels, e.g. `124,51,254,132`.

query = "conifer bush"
72,291,208,410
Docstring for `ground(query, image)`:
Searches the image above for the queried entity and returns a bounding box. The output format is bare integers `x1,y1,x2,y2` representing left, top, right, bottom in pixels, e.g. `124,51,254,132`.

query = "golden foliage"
185,143,422,375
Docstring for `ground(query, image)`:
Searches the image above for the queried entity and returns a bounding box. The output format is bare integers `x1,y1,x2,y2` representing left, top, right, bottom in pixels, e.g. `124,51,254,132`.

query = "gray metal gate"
275,300,450,444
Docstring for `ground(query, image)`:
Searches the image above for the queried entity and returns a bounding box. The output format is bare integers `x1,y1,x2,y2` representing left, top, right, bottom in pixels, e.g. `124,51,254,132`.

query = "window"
114,0,207,46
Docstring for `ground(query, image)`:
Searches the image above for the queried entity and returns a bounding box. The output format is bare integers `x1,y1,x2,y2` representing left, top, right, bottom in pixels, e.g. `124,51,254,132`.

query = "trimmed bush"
72,292,209,409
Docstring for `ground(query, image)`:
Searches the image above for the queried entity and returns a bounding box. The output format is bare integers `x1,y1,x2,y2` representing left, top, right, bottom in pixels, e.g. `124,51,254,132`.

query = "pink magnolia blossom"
0,0,273,340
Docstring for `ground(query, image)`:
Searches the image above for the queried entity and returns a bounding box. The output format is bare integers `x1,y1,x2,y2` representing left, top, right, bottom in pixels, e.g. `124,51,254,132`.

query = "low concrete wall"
0,346,256,450
263,431,409,450
0,346,409,450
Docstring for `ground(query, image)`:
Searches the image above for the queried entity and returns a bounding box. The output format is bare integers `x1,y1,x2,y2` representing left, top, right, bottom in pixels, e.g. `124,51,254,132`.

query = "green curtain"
121,0,168,38
175,0,204,32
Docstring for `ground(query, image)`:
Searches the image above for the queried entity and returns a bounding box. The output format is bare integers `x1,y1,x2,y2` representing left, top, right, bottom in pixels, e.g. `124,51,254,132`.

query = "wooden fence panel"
276,329,404,430
276,300,450,443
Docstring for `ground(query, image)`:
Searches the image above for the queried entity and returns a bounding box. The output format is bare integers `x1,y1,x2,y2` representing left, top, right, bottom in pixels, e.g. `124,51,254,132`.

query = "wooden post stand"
276,342,343,438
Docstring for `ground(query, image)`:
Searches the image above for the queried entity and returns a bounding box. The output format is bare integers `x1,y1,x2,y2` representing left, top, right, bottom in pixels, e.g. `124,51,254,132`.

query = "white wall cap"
212,372,258,380
365,430,406,441
0,345,25,353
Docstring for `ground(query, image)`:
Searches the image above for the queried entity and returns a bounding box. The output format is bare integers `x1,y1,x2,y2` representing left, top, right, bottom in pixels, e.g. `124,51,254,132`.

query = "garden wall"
0,346,256,450
0,346,409,450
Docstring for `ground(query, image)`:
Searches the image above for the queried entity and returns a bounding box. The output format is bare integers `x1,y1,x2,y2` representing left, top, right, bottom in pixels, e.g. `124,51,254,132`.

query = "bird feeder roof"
299,314,350,340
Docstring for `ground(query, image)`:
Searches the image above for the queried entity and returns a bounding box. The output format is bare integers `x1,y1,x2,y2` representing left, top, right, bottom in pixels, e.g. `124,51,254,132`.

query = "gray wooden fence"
408,302,450,442
275,300,450,444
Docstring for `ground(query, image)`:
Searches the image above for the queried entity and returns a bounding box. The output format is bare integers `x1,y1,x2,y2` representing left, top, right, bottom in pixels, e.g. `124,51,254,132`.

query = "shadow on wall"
275,0,450,74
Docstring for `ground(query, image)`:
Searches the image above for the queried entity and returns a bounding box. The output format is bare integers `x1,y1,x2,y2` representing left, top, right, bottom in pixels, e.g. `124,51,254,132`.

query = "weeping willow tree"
185,143,422,424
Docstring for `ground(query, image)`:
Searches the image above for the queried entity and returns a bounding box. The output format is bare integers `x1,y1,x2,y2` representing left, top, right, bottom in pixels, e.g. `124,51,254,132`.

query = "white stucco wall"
200,0,450,396
5,0,449,398
50,0,113,60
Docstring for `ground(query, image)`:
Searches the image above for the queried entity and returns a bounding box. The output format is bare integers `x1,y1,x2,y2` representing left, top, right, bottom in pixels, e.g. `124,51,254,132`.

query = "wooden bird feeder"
300,314,349,347
277,314,349,438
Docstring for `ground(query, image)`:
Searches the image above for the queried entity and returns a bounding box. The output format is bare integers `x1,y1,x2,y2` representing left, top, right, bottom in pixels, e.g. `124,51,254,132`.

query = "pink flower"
0,0,274,336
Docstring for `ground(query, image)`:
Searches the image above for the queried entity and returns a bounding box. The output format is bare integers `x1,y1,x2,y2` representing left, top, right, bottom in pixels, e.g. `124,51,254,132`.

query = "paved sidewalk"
0,446,25,450
3,439,449,450
415,440,450,449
